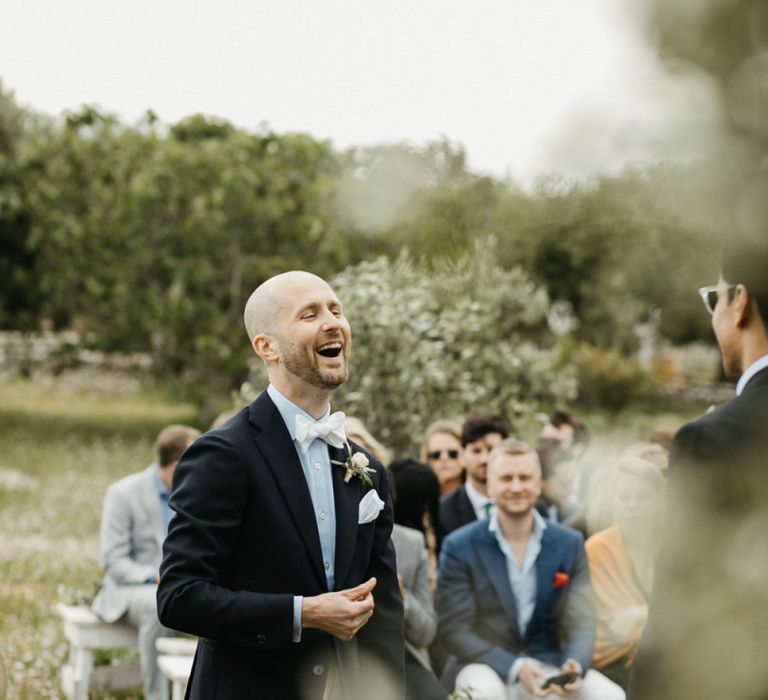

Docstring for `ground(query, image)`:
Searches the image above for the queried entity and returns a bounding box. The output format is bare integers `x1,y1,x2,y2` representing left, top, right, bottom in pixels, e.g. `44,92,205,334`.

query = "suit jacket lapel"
743,366,768,394
330,443,360,589
458,487,476,524
527,527,559,638
249,393,327,590
477,527,520,637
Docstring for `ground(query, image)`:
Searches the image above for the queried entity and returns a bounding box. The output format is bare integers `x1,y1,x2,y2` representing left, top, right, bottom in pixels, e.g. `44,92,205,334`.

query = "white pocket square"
358,489,385,524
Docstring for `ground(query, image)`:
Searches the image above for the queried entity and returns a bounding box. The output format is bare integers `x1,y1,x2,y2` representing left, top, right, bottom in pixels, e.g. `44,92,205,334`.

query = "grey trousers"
125,584,175,700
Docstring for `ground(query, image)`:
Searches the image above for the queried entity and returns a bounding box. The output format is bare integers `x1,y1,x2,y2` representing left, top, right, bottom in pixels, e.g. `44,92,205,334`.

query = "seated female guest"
421,420,464,496
585,457,666,690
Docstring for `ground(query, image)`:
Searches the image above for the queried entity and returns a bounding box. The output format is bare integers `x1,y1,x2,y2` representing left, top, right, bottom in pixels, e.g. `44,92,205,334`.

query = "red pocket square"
553,572,570,589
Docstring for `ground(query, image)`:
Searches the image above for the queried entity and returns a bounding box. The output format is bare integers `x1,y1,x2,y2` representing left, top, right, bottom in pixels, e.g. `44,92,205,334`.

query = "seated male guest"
440,411,509,535
436,439,624,700
92,424,200,700
536,441,588,538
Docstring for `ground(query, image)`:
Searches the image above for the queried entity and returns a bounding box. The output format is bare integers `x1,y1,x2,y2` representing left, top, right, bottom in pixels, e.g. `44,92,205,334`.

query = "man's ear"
733,284,752,328
253,334,279,363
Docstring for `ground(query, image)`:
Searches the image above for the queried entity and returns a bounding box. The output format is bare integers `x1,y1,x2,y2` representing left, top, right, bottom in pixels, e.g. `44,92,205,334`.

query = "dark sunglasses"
428,449,459,460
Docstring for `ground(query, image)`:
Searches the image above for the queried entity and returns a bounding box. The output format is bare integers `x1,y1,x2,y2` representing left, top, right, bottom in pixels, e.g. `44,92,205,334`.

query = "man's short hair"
488,438,540,475
549,408,590,448
721,235,768,328
460,411,510,447
154,425,201,468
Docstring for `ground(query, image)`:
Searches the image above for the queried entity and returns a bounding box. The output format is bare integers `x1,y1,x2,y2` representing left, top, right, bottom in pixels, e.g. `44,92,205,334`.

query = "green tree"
0,81,41,329
22,109,348,409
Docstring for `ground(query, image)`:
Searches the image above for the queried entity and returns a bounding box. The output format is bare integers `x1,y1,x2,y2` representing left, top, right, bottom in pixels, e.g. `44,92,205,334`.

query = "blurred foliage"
649,0,768,232
650,0,767,84
556,338,664,412
358,161,721,347
0,81,731,412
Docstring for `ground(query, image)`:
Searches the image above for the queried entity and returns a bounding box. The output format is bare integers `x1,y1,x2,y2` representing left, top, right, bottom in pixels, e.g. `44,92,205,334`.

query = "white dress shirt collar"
487,507,548,555
736,354,768,396
267,384,330,440
465,479,494,520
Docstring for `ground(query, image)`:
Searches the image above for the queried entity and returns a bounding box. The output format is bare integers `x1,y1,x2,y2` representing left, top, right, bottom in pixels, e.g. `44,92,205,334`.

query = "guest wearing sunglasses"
422,421,464,496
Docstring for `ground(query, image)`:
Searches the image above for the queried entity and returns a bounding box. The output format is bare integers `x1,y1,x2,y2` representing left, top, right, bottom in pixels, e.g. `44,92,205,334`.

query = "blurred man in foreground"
629,235,768,699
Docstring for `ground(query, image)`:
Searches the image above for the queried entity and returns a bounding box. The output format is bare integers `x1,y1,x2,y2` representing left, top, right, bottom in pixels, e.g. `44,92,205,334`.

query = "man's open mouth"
316,342,343,358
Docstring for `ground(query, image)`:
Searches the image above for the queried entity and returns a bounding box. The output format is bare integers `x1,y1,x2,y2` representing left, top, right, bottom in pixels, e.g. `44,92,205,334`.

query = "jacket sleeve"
436,534,517,679
100,483,157,584
156,433,294,650
356,463,406,699
402,532,437,648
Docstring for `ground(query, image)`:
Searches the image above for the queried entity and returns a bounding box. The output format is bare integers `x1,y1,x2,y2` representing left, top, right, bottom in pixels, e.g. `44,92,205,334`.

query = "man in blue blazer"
157,271,405,699
436,439,623,699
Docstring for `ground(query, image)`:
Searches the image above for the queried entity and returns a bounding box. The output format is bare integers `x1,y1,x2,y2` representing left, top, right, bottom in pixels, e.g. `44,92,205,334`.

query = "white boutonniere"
332,443,376,486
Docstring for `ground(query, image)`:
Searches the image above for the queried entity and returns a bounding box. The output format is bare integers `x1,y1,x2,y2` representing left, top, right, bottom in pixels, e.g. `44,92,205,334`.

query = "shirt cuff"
292,596,303,643
509,657,536,685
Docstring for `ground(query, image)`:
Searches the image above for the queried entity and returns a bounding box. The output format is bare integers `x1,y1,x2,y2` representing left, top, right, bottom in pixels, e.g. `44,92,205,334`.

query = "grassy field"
0,377,197,700
0,375,703,699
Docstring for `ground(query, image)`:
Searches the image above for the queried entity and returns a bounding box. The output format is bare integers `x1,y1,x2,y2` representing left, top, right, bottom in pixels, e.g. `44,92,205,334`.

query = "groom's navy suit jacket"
157,391,405,700
435,518,595,690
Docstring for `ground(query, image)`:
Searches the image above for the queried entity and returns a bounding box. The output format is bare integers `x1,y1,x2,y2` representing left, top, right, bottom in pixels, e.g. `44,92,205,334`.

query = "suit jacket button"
312,664,325,676
255,634,266,644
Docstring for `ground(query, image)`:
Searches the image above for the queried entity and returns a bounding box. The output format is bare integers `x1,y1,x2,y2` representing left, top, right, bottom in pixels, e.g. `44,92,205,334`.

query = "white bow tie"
295,412,347,454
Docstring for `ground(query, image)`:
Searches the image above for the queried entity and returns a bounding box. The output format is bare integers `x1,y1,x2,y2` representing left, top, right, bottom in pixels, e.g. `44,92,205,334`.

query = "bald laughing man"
157,271,405,700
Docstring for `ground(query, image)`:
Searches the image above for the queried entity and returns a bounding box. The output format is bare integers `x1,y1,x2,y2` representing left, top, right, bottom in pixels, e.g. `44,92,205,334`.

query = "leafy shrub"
561,340,662,412
244,241,576,454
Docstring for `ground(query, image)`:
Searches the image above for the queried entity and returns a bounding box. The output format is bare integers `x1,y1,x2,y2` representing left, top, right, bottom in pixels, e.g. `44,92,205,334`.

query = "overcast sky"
1,0,721,182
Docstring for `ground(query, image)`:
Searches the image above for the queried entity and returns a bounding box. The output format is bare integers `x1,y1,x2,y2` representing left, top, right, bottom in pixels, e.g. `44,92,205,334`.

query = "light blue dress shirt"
267,384,338,642
488,508,548,683
736,353,768,396
152,464,173,531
